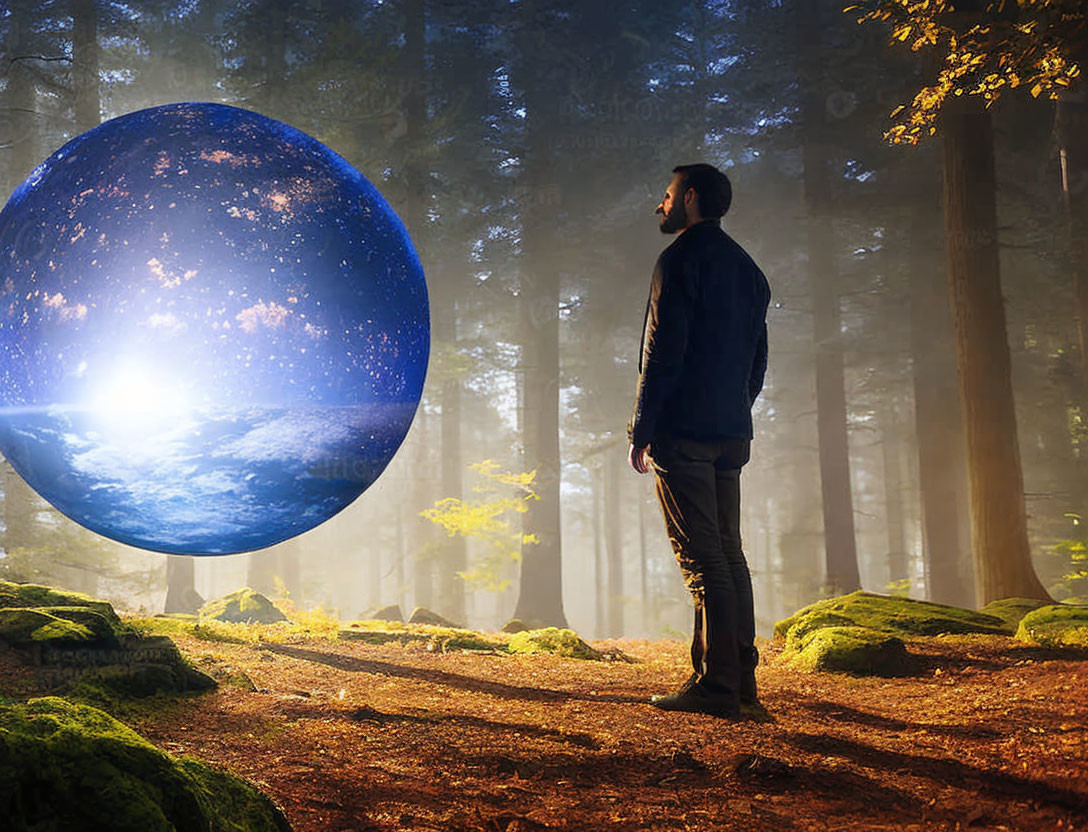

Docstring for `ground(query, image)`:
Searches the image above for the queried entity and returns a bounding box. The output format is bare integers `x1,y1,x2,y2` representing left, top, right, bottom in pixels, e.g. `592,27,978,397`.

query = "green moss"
132,616,252,645
775,591,1010,643
507,628,603,660
199,589,286,625
0,608,96,646
1015,604,1088,649
0,581,118,621
428,630,497,652
980,597,1051,630
338,621,507,652
787,626,909,675
0,697,289,832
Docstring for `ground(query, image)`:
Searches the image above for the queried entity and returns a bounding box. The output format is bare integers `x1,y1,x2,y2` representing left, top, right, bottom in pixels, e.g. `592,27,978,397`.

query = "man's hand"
628,443,650,474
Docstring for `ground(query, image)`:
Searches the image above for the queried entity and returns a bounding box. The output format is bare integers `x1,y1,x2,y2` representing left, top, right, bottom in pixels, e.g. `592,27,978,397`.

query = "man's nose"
655,204,664,215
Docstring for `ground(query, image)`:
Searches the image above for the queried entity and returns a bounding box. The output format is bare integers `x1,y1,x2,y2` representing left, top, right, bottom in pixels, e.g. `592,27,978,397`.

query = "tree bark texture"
909,185,975,607
1055,72,1088,397
511,4,567,628
797,0,860,595
941,99,1049,604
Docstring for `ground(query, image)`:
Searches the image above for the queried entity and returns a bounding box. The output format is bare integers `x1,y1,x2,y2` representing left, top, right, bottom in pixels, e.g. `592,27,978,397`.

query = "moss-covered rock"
774,591,1010,643
66,662,217,710
0,608,97,646
507,628,603,660
1015,604,1088,649
199,589,286,625
0,581,119,622
407,606,459,627
0,697,290,832
502,619,529,634
980,597,1051,630
369,604,403,622
786,626,910,675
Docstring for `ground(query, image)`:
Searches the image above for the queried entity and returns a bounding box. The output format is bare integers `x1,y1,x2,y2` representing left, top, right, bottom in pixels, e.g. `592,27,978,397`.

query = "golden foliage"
853,0,1086,144
420,460,538,592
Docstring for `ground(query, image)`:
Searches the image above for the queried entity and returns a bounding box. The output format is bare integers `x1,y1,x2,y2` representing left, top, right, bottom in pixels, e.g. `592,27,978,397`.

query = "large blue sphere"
0,102,428,555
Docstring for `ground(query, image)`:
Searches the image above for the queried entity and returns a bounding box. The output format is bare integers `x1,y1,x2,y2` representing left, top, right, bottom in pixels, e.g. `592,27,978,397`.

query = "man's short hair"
673,163,732,219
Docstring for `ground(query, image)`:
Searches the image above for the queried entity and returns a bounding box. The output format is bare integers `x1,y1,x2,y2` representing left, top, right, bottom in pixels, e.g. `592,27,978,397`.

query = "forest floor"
29,630,1088,832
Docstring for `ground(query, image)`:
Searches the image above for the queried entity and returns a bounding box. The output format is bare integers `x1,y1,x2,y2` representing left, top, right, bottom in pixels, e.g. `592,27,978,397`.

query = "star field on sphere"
0,102,429,555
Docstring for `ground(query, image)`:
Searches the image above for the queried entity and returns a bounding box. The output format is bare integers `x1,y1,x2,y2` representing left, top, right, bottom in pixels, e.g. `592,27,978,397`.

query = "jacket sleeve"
748,320,768,404
627,251,694,448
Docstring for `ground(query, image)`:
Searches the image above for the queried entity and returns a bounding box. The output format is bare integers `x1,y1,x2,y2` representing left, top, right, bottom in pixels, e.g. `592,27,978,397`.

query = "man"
627,163,770,720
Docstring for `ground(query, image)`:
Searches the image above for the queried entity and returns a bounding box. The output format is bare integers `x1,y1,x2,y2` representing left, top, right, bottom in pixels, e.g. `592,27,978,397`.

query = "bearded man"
628,163,771,720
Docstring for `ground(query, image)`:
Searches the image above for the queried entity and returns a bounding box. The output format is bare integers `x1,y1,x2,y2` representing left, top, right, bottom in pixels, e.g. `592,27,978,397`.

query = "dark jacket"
627,219,770,449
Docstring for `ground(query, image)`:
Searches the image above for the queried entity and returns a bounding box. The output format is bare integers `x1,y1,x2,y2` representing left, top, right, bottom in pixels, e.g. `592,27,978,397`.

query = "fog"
1,0,1083,638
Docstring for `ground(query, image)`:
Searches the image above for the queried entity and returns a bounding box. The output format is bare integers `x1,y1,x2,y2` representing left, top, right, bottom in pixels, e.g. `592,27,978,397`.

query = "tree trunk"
435,297,467,623
410,414,434,611
1056,70,1088,396
604,449,623,636
941,98,1049,604
797,0,860,595
638,486,648,638
909,184,974,607
71,0,100,135
510,6,567,628
593,464,605,637
164,555,202,614
881,401,908,587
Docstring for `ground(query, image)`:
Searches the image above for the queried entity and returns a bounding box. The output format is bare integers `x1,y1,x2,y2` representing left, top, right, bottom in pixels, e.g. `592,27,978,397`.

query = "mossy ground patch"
1015,604,1088,649
0,696,289,832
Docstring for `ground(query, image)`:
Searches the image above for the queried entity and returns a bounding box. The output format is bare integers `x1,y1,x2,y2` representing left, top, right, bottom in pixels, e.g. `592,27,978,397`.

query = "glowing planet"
0,102,428,555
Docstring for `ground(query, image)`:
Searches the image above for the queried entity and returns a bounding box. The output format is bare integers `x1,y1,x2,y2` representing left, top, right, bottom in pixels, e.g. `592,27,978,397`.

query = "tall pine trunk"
881,400,908,587
909,184,974,607
941,98,1049,604
510,4,567,628
1055,61,1088,396
604,449,623,636
798,0,860,595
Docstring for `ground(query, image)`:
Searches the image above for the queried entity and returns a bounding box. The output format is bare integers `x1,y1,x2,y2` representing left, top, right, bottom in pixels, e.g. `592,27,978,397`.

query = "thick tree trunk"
510,6,567,628
164,555,202,614
797,0,860,595
909,186,974,607
941,99,1049,604
604,449,623,636
1056,76,1088,395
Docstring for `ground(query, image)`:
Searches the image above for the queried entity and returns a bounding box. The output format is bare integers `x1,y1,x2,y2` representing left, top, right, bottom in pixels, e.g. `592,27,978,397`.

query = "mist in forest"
1,0,1083,639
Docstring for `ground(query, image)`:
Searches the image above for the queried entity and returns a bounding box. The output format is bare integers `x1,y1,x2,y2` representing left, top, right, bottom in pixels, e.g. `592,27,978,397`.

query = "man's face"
656,174,689,234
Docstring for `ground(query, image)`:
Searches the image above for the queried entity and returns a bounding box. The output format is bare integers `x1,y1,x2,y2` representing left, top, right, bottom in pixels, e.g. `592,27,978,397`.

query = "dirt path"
126,633,1087,832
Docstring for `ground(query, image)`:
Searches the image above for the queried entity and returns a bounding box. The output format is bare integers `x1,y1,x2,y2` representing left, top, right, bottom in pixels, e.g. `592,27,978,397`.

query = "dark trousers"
650,435,758,704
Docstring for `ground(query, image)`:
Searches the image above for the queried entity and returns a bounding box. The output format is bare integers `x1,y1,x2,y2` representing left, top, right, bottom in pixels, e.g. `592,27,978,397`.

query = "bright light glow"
90,359,191,428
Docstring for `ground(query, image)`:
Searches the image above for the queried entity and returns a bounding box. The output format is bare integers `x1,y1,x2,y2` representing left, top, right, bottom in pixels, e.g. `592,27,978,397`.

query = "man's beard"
658,200,686,234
